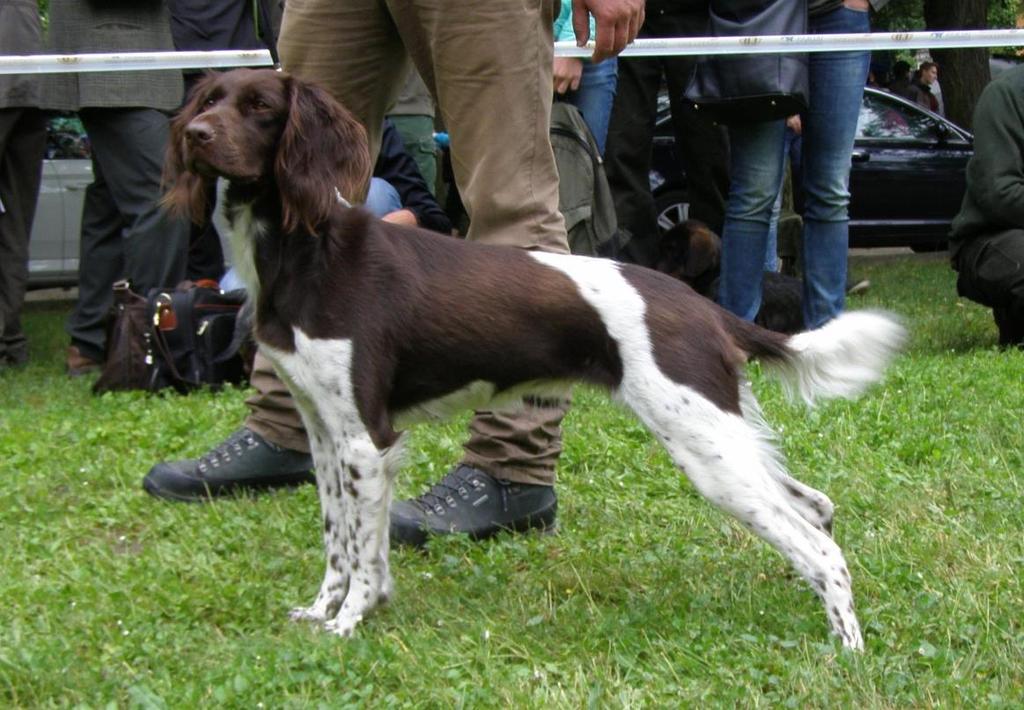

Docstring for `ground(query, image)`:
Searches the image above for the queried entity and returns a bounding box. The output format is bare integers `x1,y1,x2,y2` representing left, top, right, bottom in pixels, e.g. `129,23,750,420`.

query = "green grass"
2,253,1022,707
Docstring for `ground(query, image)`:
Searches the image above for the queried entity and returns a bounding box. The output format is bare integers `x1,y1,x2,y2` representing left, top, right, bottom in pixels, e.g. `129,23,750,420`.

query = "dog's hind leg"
625,385,863,650
738,381,835,534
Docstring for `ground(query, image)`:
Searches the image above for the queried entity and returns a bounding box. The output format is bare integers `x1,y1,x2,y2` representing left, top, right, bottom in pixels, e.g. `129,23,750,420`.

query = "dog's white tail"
763,310,906,406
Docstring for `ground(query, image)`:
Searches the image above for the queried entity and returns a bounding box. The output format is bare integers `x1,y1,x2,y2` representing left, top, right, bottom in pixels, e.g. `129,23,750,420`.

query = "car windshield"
856,91,965,143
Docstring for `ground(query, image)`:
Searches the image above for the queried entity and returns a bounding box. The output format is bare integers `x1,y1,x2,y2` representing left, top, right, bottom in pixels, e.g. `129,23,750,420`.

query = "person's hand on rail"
572,0,644,62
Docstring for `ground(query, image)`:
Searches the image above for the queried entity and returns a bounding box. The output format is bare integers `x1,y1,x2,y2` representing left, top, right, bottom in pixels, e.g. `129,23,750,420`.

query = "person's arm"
966,78,1024,229
374,121,453,235
553,0,586,94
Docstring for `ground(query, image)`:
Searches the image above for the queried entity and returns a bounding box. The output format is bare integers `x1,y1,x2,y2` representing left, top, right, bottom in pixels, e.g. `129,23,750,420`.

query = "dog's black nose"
185,121,215,145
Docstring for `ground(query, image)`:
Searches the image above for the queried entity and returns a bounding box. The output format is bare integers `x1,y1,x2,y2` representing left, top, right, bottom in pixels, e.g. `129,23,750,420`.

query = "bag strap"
150,323,204,390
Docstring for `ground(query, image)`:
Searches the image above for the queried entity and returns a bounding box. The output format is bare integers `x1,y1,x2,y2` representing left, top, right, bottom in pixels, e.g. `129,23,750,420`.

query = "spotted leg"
323,433,399,637
627,384,864,650
288,412,351,624
739,381,836,534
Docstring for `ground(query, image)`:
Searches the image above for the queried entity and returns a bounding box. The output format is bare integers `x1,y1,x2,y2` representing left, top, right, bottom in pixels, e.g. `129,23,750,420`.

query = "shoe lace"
408,465,488,515
197,429,259,473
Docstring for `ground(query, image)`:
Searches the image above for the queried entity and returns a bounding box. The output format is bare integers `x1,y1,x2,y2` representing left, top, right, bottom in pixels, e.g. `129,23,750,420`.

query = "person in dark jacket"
47,0,189,376
912,61,941,114
950,65,1024,347
0,0,46,371
603,0,728,267
887,60,925,104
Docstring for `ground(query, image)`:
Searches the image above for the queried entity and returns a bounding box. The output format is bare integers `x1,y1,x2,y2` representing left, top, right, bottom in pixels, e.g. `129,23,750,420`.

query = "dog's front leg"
289,418,351,623
323,433,396,637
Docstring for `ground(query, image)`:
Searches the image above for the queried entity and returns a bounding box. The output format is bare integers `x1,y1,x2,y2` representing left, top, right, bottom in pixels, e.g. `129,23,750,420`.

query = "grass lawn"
2,252,1022,707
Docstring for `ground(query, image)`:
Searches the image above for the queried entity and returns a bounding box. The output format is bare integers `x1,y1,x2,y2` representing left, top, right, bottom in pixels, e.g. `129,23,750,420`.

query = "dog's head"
163,68,373,235
653,220,722,295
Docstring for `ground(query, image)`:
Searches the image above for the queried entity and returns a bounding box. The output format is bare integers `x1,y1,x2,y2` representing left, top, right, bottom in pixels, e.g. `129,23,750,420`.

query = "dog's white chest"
221,193,265,301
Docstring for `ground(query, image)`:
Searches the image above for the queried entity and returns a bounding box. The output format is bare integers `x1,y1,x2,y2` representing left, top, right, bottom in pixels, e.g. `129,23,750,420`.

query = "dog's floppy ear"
162,72,218,224
276,76,373,235
679,220,721,281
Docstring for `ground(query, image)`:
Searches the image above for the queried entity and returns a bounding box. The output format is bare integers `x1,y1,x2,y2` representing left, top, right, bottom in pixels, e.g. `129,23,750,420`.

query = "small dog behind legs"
655,220,867,334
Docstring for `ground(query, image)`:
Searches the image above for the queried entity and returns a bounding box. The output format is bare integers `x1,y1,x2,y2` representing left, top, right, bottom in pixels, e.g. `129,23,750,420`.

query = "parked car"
650,86,973,250
27,114,92,289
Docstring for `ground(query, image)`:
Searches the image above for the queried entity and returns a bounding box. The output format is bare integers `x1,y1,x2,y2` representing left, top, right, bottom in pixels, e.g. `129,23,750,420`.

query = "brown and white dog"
165,69,906,650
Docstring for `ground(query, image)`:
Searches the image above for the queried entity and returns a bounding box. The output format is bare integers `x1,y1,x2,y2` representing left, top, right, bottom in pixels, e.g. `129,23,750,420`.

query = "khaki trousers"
245,351,568,486
246,0,571,485
278,0,566,251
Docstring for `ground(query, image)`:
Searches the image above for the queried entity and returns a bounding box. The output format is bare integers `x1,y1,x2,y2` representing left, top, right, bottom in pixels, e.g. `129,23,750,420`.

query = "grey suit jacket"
44,0,183,112
0,0,44,108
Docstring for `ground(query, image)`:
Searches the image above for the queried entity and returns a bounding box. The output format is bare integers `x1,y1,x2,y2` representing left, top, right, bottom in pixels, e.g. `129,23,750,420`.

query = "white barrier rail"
0,49,274,75
1,29,1020,75
555,28,1024,57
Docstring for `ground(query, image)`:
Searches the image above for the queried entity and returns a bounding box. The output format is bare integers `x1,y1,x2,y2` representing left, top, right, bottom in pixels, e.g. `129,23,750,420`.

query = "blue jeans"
764,126,802,272
563,57,618,155
362,176,402,216
719,7,870,329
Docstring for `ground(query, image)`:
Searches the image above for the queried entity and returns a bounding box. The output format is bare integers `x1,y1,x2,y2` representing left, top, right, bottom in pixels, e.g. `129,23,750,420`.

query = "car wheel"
654,189,690,233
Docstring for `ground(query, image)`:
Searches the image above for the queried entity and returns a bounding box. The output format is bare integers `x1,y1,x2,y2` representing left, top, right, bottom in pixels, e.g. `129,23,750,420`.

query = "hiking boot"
389,465,557,548
142,427,314,502
66,344,101,377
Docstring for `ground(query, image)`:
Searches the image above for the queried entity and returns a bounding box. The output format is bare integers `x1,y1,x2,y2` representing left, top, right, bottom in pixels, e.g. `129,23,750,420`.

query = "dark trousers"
954,230,1024,346
0,108,46,365
67,107,189,360
604,1,729,267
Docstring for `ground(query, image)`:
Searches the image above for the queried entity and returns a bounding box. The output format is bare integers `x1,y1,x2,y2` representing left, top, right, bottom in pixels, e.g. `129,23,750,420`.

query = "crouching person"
950,65,1024,347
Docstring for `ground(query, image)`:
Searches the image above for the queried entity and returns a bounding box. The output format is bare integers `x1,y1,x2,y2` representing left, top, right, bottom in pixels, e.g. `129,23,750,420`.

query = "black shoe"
1,345,28,371
389,465,557,548
143,427,314,502
995,306,1024,348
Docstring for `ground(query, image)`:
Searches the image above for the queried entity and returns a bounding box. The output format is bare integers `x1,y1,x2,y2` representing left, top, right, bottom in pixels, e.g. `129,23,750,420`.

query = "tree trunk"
923,0,991,131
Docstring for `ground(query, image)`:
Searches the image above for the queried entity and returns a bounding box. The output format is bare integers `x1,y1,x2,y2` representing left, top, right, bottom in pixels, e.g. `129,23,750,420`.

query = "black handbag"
145,281,249,393
92,280,249,394
685,0,809,125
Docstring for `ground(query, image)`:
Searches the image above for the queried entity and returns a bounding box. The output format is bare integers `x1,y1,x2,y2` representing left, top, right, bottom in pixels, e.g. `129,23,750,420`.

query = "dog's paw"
289,605,330,624
324,613,362,638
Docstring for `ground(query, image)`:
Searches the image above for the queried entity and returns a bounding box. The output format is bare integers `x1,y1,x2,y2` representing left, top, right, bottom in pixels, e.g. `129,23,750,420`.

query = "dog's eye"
251,97,271,111
202,97,216,110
